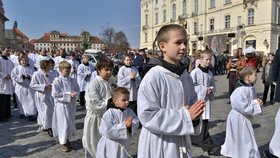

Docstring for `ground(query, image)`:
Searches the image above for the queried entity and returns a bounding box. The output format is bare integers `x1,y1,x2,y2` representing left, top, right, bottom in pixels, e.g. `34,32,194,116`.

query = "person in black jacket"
262,53,275,105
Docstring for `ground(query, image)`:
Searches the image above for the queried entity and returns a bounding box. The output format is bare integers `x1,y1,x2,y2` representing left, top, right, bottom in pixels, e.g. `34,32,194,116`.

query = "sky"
3,0,141,48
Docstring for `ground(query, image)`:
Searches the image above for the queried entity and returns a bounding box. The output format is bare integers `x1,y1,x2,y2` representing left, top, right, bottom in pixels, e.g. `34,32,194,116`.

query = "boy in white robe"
52,61,80,152
96,87,139,158
34,50,52,70
221,66,263,158
77,54,95,107
190,50,220,155
30,60,56,137
11,55,37,120
67,51,80,80
137,24,205,158
0,47,14,122
117,54,141,115
82,58,114,158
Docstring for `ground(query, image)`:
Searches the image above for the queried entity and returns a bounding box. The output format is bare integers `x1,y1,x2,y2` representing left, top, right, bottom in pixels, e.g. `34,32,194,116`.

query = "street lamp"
263,39,269,49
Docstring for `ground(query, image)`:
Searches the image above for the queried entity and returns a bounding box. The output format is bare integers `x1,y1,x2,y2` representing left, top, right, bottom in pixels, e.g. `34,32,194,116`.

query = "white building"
33,30,105,52
140,0,280,55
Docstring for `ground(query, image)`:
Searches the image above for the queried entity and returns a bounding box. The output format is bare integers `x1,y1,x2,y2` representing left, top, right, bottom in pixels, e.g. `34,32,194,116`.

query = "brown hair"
239,66,256,81
152,24,187,53
111,86,130,102
59,61,71,71
96,57,113,71
40,60,51,70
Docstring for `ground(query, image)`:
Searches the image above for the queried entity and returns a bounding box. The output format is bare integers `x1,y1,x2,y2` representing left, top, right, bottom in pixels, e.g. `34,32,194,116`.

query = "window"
155,13,159,24
225,15,230,29
145,33,148,43
183,0,187,16
210,18,215,32
194,22,199,35
145,3,148,8
210,0,215,8
172,4,176,20
224,0,231,4
248,9,254,25
163,10,166,22
278,7,280,24
155,0,158,5
145,14,148,26
194,0,198,13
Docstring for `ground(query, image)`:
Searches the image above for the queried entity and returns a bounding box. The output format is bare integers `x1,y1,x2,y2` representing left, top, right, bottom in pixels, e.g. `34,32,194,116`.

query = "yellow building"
140,0,280,55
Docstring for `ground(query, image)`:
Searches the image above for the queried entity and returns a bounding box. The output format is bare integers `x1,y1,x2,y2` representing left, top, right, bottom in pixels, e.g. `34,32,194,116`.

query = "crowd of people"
0,23,280,158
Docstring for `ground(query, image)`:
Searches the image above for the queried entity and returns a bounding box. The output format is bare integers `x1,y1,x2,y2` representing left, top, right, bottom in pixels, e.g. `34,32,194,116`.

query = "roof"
15,28,28,39
33,32,104,44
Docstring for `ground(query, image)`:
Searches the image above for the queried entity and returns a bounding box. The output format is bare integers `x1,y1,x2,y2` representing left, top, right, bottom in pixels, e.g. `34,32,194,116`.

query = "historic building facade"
0,0,8,49
33,30,105,52
140,0,280,55
5,21,33,50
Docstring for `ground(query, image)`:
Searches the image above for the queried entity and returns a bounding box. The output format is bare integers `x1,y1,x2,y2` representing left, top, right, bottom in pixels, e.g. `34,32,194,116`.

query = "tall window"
225,15,231,29
278,7,280,24
172,4,176,20
163,10,166,22
248,9,254,25
155,0,158,5
210,0,215,8
194,0,198,13
145,14,148,26
145,3,148,8
237,16,241,25
210,18,215,32
145,33,148,43
155,13,159,25
224,0,231,4
194,22,199,35
183,0,187,16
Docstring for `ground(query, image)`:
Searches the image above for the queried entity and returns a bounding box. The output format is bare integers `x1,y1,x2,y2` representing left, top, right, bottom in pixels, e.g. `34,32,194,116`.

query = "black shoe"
270,101,275,105
227,101,231,104
208,146,222,156
19,114,25,118
47,128,53,137
28,116,37,121
263,150,278,158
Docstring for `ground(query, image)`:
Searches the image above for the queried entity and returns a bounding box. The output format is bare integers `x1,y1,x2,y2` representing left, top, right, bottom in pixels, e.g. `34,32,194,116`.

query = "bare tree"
100,24,130,53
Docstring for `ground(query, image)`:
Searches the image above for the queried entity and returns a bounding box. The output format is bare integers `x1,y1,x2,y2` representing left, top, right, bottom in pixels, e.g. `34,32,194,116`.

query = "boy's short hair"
49,59,55,64
59,61,71,71
200,49,212,59
40,60,51,70
112,86,130,101
239,66,256,80
96,57,113,71
69,51,75,57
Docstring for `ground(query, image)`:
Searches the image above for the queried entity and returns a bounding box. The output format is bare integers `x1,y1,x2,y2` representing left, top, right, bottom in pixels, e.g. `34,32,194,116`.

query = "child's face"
82,56,89,63
98,66,113,81
114,93,130,109
124,56,132,66
200,54,211,68
247,72,257,84
61,67,71,77
159,30,187,65
20,58,28,66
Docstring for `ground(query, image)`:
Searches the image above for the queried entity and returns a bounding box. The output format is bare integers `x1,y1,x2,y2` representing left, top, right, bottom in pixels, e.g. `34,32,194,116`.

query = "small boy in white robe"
30,60,56,137
221,66,263,158
190,50,220,155
117,54,141,115
11,55,37,121
67,51,80,80
82,58,114,158
52,61,80,152
96,87,139,158
77,54,95,107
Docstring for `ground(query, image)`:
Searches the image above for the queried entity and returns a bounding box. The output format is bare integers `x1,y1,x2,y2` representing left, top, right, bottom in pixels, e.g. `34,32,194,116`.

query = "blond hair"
239,66,256,81
59,61,71,71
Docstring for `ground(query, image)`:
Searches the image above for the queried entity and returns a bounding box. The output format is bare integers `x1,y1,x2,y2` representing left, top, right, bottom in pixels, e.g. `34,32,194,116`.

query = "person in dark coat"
262,53,275,105
273,49,280,103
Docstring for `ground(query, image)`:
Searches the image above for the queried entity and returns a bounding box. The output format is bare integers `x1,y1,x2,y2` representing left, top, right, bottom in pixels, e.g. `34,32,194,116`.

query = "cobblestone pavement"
0,72,278,158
